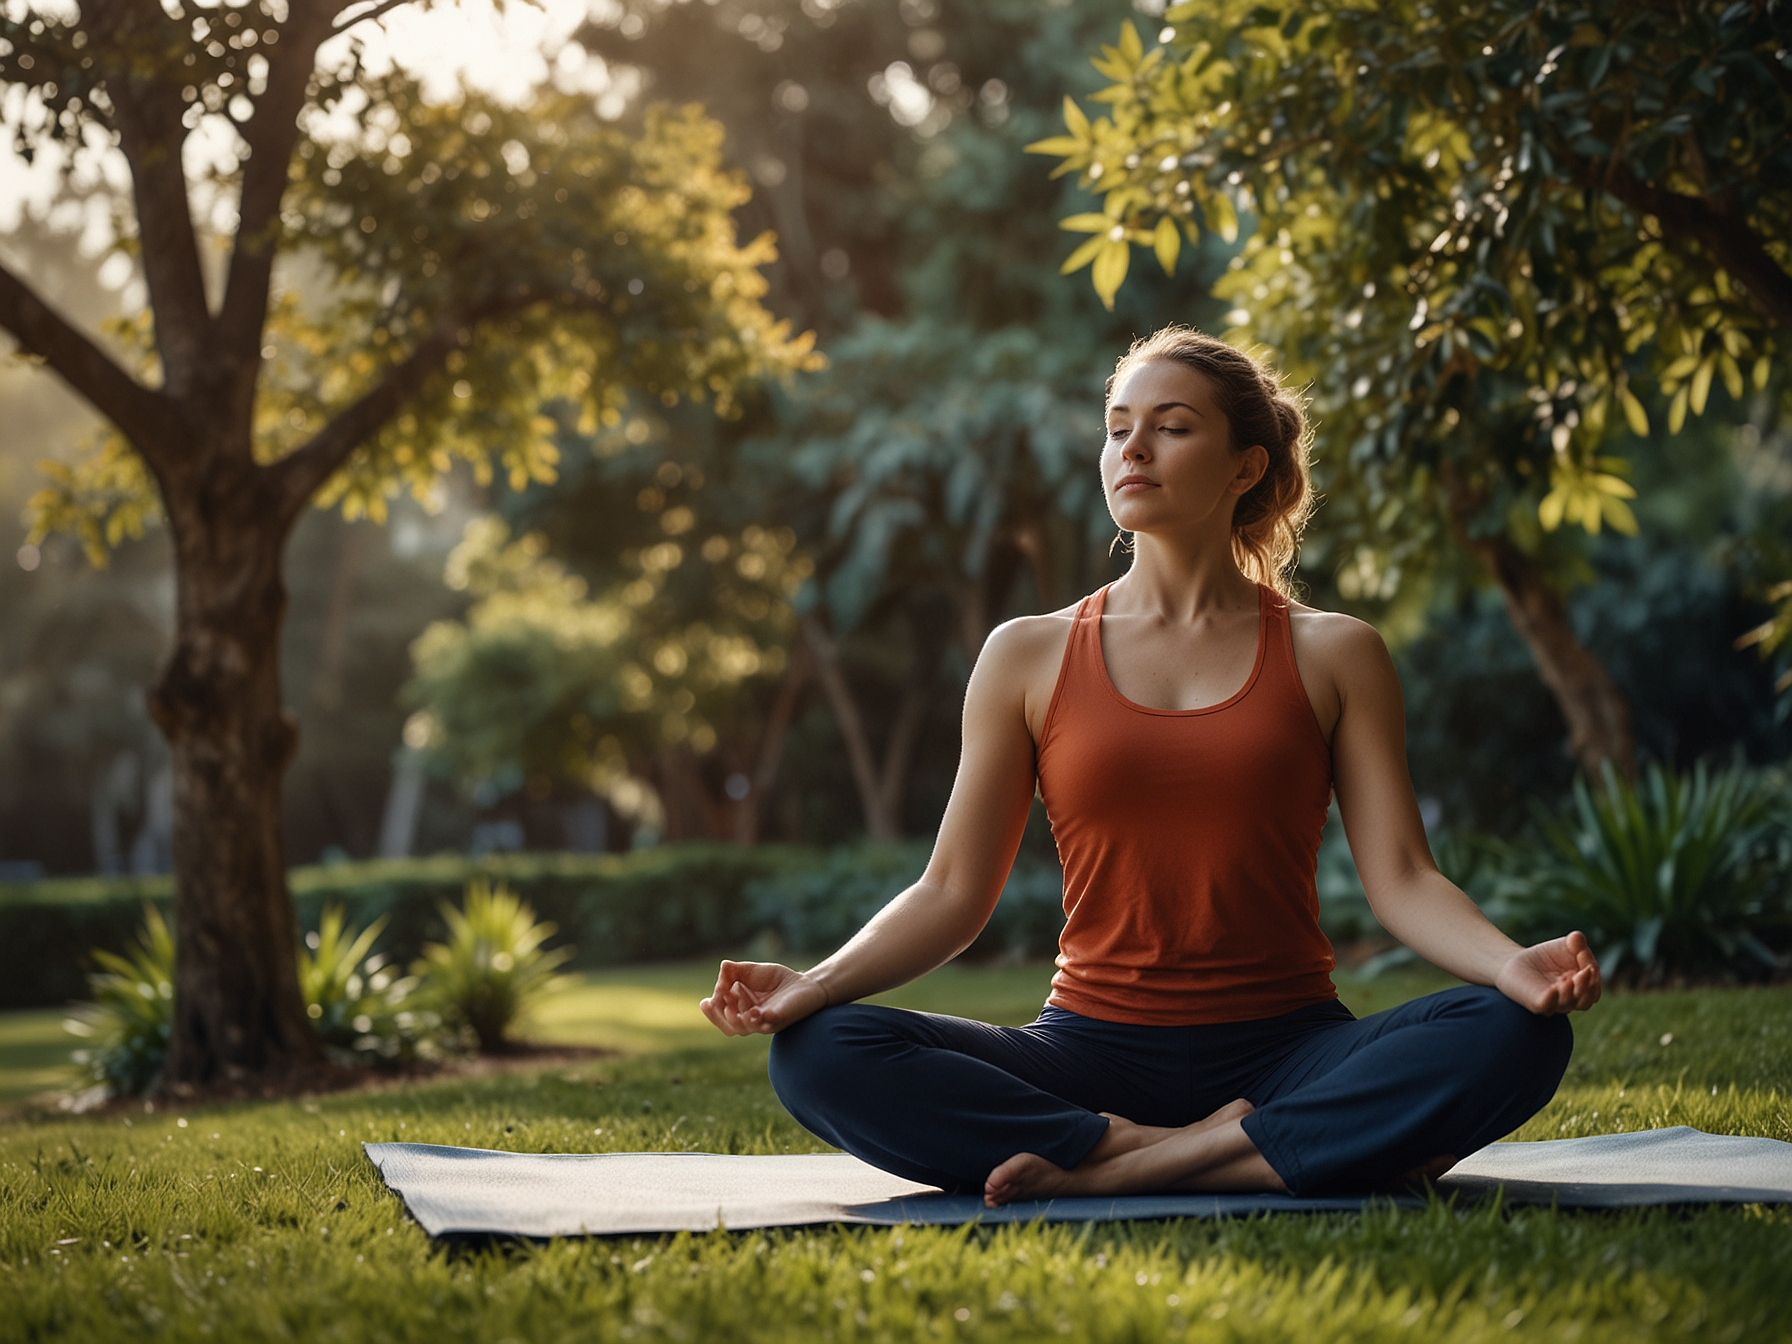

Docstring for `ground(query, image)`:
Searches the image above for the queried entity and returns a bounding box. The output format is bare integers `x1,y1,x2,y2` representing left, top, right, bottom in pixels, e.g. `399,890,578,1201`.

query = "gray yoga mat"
365,1127,1792,1237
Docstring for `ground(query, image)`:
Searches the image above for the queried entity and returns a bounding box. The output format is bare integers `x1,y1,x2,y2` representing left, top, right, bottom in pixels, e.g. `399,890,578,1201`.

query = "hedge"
0,845,822,1010
1,830,1385,1009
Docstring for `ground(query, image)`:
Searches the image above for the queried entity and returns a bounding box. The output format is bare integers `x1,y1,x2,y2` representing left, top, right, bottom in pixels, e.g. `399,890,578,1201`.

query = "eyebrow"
1107,400,1204,418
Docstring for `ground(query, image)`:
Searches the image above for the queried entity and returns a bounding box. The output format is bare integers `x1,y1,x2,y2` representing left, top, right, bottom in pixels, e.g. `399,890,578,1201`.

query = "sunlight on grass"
1,967,1789,1342
0,1009,81,1105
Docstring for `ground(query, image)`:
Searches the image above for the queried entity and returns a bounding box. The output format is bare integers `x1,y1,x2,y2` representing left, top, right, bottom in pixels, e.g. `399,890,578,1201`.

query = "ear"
1230,444,1270,496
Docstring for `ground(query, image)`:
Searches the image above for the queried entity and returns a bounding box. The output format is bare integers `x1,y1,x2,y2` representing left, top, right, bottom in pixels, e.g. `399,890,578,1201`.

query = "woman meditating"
700,326,1600,1205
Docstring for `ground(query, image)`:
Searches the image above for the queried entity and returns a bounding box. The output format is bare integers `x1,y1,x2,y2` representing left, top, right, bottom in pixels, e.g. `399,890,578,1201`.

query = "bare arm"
1325,618,1600,1016
700,618,1047,1035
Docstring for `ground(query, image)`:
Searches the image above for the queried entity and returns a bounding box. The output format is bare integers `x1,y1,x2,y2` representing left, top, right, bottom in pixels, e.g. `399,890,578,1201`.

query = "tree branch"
332,0,416,32
215,9,334,363
268,314,466,519
99,17,214,397
0,259,173,448
1602,169,1792,332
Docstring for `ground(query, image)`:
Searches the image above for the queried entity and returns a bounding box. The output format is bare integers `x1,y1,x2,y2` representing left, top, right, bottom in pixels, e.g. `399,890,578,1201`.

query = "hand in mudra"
699,960,828,1036
1496,930,1603,1015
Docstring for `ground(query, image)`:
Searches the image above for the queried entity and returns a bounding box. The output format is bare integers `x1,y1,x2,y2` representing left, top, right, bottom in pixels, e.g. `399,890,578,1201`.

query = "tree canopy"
1029,0,1792,772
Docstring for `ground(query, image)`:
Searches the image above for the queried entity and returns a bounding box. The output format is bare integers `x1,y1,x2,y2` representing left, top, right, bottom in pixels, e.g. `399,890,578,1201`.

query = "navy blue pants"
768,986,1572,1196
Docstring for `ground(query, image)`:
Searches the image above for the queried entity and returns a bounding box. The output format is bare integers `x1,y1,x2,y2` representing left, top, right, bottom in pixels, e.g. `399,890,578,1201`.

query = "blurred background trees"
2,0,1787,925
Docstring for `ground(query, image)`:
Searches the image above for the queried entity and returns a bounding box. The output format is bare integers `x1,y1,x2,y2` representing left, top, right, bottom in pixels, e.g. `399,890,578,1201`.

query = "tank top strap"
1256,584,1329,747
1038,585,1111,753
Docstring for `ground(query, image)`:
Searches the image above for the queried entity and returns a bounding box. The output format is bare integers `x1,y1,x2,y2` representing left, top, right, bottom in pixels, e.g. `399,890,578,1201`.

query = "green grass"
1,962,1789,1342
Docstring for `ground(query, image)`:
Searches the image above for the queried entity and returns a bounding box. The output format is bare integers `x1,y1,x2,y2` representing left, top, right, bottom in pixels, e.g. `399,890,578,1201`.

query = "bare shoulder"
972,601,1084,739
976,604,1078,684
1286,600,1400,711
1287,601,1389,663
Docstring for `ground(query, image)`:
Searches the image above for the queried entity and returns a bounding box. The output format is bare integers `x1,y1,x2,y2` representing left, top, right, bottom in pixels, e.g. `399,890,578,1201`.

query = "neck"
1111,526,1257,620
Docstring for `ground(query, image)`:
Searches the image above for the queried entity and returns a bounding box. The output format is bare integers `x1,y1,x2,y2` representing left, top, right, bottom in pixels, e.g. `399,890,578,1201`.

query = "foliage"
778,318,1113,637
407,514,809,807
298,906,444,1066
743,842,1068,960
8,24,822,546
61,905,174,1098
7,968,1792,1342
1512,760,1791,982
1030,0,1791,586
415,880,575,1053
0,846,829,1010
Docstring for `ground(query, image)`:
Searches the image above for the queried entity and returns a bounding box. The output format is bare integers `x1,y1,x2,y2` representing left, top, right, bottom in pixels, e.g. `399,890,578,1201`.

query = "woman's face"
1101,359,1266,538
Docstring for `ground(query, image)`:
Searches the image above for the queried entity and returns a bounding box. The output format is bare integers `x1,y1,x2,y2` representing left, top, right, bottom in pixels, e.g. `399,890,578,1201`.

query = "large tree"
1030,0,1791,776
0,0,813,1086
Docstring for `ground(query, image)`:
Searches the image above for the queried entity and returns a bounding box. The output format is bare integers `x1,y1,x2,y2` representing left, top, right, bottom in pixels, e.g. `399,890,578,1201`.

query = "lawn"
1,962,1788,1343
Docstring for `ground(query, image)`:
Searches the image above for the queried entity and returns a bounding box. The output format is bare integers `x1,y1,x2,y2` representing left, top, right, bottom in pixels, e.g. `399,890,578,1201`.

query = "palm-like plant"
63,905,175,1096
1514,761,1789,982
415,880,573,1053
299,906,436,1062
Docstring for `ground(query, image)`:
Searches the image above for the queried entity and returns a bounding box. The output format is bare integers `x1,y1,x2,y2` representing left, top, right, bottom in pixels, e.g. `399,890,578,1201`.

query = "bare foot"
983,1099,1267,1207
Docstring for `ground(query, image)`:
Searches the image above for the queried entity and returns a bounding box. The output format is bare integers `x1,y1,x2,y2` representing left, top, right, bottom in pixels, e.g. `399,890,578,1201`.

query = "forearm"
1367,867,1521,986
805,878,992,1006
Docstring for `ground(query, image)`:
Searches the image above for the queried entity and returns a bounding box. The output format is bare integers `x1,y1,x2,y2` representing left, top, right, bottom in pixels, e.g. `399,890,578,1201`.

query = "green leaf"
1599,493,1640,535
1091,238,1131,309
1538,487,1567,532
1059,234,1107,276
1618,386,1649,437
1689,354,1715,415
1024,135,1086,157
1118,20,1143,66
1667,385,1689,434
1207,192,1238,244
1062,96,1091,141
1060,213,1116,233
1153,216,1181,275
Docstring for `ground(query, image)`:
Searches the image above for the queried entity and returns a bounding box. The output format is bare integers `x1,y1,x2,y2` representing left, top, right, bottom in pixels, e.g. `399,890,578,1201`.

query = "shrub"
1510,760,1790,983
742,843,1069,961
415,880,574,1052
298,906,446,1065
0,845,818,1010
63,905,174,1096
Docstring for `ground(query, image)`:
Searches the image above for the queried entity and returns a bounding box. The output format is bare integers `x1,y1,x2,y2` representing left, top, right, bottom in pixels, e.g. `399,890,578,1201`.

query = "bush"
0,845,821,1009
1509,760,1791,983
415,880,574,1052
741,843,1069,961
63,905,174,1096
298,906,446,1065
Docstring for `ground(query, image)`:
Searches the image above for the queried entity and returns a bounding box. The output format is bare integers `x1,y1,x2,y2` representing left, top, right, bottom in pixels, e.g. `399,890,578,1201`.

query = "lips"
1114,475,1158,491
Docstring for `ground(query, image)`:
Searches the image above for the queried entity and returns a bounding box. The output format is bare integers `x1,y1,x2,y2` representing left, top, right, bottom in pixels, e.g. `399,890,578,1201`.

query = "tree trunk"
1460,531,1637,781
149,496,322,1088
800,614,933,841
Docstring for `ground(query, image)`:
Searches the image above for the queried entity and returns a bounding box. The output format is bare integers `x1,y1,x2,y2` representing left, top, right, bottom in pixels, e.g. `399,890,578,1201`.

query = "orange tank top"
1037,582,1339,1026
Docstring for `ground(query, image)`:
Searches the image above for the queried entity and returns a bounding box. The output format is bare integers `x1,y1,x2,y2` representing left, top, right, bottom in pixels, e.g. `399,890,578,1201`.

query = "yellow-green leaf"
1589,473,1637,499
1062,96,1091,141
1538,487,1567,532
1689,353,1715,414
1599,493,1640,536
1060,234,1107,276
1153,216,1181,275
1618,386,1649,437
1667,385,1689,434
1754,356,1771,390
1207,192,1238,244
1060,213,1115,233
1720,352,1743,401
1091,238,1131,309
1024,135,1086,157
1118,20,1143,65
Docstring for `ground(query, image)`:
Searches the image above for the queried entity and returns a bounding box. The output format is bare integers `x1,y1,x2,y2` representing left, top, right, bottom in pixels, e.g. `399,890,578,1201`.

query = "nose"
1121,426,1151,461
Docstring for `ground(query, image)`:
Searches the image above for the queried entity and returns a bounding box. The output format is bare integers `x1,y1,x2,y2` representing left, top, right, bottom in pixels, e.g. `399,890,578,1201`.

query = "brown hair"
1107,326,1314,597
